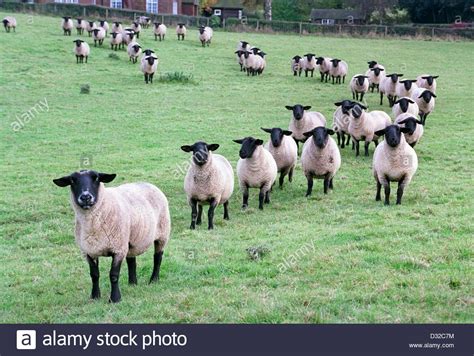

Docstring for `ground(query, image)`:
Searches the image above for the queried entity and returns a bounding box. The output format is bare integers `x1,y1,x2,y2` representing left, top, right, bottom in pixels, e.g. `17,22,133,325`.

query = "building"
182,0,199,16
210,0,243,20
37,0,182,14
310,8,366,25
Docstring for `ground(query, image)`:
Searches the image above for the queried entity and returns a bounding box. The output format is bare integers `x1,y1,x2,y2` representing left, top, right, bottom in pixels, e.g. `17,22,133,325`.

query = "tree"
243,0,273,20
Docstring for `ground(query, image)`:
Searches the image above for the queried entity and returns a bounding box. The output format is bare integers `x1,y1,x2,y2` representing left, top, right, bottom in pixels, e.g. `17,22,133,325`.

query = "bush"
209,15,221,28
369,7,410,25
158,72,196,84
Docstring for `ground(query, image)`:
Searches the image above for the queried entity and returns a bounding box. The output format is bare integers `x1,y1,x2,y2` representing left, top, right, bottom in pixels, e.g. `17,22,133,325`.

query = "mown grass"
0,12,473,323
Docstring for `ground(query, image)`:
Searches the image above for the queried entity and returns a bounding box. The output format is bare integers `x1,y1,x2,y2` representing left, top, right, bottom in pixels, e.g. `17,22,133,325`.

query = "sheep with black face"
181,142,234,230
86,20,96,36
301,127,341,197
316,56,332,83
372,125,418,205
198,26,213,47
411,87,436,125
300,53,317,77
176,23,187,40
396,79,418,99
350,75,369,101
261,127,297,188
154,22,167,41
112,21,122,33
416,74,438,94
291,55,302,76
287,104,327,151
92,28,106,47
73,39,90,64
62,16,73,36
380,73,404,106
140,54,158,84
131,21,141,38
3,16,16,32
127,42,142,63
53,170,171,303
110,32,123,51
333,100,355,149
394,114,424,147
329,58,348,84
99,20,109,35
76,18,86,35
392,97,419,118
234,137,277,210
366,61,386,93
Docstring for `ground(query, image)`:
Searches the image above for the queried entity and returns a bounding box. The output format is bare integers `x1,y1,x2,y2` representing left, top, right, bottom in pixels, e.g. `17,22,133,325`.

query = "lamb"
392,97,419,118
316,56,332,83
98,20,109,35
86,21,96,36
75,18,86,35
411,87,436,125
92,28,106,47
300,53,317,77
141,54,158,84
153,22,167,41
329,59,348,84
181,142,234,230
372,125,418,205
348,103,392,157
127,42,142,63
233,137,277,210
394,114,424,147
112,21,122,33
110,32,123,51
2,16,16,32
261,127,297,188
131,21,142,39
396,79,418,99
333,100,355,148
350,75,369,101
416,74,438,94
380,73,404,106
53,170,171,303
198,26,213,47
73,39,90,64
286,104,327,150
138,16,151,29
301,127,341,197
62,16,73,36
176,23,186,40
291,55,302,76
365,66,385,93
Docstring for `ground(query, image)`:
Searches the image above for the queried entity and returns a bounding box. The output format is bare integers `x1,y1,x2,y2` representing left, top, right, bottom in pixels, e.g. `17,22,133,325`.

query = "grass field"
0,12,473,323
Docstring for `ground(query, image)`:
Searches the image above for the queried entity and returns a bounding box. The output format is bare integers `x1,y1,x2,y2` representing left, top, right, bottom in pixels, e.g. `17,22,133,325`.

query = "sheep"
301,127,341,197
141,54,158,84
260,127,298,188
141,49,156,58
153,22,167,41
53,170,171,303
110,32,123,51
233,137,277,210
396,79,418,99
2,16,16,32
181,142,234,230
198,26,213,47
394,114,424,147
380,73,404,106
329,59,348,84
286,104,327,151
98,20,109,35
131,21,141,38
255,50,267,75
291,55,302,77
411,87,436,125
176,23,186,40
92,28,106,47
350,75,369,101
242,50,258,76
122,29,136,45
235,50,245,71
392,97,419,118
333,100,355,148
75,18,86,35
138,16,151,29
237,40,251,52
316,56,332,83
73,39,90,64
416,74,438,94
62,16,73,36
367,60,385,71
300,53,317,77
112,21,122,33
86,21,96,37
127,42,142,63
365,65,386,93
348,103,392,157
372,125,418,205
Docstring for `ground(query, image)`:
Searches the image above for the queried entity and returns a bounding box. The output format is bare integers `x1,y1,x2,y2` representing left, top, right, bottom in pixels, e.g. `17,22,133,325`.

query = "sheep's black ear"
433,75,439,79
416,119,423,125
379,68,384,71
207,144,219,151
302,130,313,138
326,129,335,135
233,139,244,144
358,104,368,110
283,130,293,136
431,92,437,98
303,106,311,110
375,129,386,137
181,145,193,152
398,73,404,77
260,127,272,133
334,101,342,106
394,99,401,104
255,139,264,146
400,127,411,134
53,175,72,187
98,173,116,183
285,106,293,111
398,119,408,125
407,99,415,104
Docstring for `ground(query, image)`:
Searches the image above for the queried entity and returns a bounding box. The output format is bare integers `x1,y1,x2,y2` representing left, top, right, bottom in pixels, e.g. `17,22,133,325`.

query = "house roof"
310,8,365,20
212,0,243,9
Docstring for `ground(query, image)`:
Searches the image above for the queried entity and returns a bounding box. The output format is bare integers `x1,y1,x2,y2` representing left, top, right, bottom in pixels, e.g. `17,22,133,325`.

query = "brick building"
35,0,182,14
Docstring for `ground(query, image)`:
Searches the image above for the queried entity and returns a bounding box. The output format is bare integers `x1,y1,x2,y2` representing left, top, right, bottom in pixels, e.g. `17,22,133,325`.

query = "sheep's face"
145,56,156,66
420,90,436,103
181,142,219,166
330,59,341,67
395,98,415,113
401,79,416,91
178,23,184,28
233,137,263,159
243,51,251,59
316,57,325,65
143,49,154,56
3,19,8,26
154,22,161,27
132,44,141,52
111,32,118,38
334,100,354,115
304,127,335,149
114,21,121,26
92,29,100,36
261,128,292,148
388,73,403,83
53,170,116,210
63,17,71,21
397,117,421,135
376,125,409,148
88,21,94,26
100,20,106,26
285,104,311,121
292,55,301,63
422,75,438,85
77,18,82,24
199,27,205,34
367,60,377,69
350,104,367,119
371,67,384,77
304,53,315,61
73,39,84,47
355,75,368,86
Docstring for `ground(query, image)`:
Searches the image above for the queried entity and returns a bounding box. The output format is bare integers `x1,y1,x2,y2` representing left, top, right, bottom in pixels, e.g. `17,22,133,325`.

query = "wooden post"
385,26,388,37
105,8,108,19
299,22,302,35
161,15,164,24
256,19,259,31
206,17,209,27
83,7,86,18
223,18,226,30
432,27,435,38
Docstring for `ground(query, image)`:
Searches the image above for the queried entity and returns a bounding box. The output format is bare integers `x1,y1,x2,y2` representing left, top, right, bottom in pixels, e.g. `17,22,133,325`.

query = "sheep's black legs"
223,201,230,220
258,188,265,210
376,179,382,201
279,171,286,188
149,241,163,283
288,167,294,182
126,257,137,285
380,93,383,105
396,180,405,205
86,255,100,299
305,176,313,197
109,255,122,303
384,182,391,205
329,178,334,190
323,176,329,194
242,185,249,209
190,198,198,229
355,140,360,156
336,132,341,146
264,190,270,204
364,141,370,157
196,204,203,225
360,92,364,101
207,199,217,230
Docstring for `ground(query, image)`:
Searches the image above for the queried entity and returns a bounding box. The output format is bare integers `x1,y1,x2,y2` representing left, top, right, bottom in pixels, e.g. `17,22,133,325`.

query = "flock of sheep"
4,14,439,303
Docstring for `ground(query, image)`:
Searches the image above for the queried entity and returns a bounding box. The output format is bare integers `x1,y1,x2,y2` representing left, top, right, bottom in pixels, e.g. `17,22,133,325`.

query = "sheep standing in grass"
110,32,123,51
333,100,355,148
394,114,424,147
329,59,348,84
416,74,438,94
86,21,96,36
99,20,109,35
122,29,136,45
348,103,391,157
141,54,158,84
411,87,436,125
131,21,141,38
138,16,151,29
350,75,369,101
243,50,259,76
62,16,73,36
261,127,297,188
112,21,122,33
316,56,332,83
153,22,167,41
233,137,277,210
53,170,171,303
366,61,385,93
396,79,418,99
76,18,86,35
176,23,186,40
291,55,302,76
301,127,341,197
181,142,234,230
392,97,419,118
73,39,90,64
2,16,16,32
300,53,317,77
128,42,142,63
198,26,213,47
286,104,327,151
235,50,245,71
372,125,418,205
237,40,251,52
380,73,403,106
92,28,106,47
254,50,267,75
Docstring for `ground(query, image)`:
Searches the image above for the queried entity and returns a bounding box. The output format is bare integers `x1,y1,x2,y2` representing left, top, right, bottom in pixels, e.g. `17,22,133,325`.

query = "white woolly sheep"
301,127,341,197
291,55,302,76
348,103,392,157
86,21,96,36
286,104,327,151
242,50,260,76
316,56,332,83
237,40,251,52
110,32,123,51
416,74,438,94
365,61,386,93
112,21,122,33
3,16,16,32
333,100,355,149
131,21,141,38
141,54,158,84
73,39,90,64
396,79,418,99
380,73,404,106
98,20,109,35
122,28,136,45
235,50,245,71
329,58,348,84
181,142,234,230
199,26,213,47
350,75,369,101
233,137,277,210
300,54,317,77
372,125,418,205
153,22,167,41
127,42,142,63
261,127,298,188
394,113,424,147
411,87,436,125
75,18,86,35
392,97,419,118
254,50,266,75
53,170,171,303
138,16,151,29
92,28,106,47
62,16,73,36
176,23,187,40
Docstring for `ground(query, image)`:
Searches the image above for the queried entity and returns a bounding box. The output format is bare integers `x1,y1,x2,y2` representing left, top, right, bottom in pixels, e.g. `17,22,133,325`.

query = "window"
321,19,335,25
238,10,242,19
55,0,78,3
172,1,178,15
213,9,221,16
146,0,158,14
111,0,122,9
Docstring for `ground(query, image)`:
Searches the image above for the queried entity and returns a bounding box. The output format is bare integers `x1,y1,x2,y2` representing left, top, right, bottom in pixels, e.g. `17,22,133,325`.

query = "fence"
1,2,473,40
